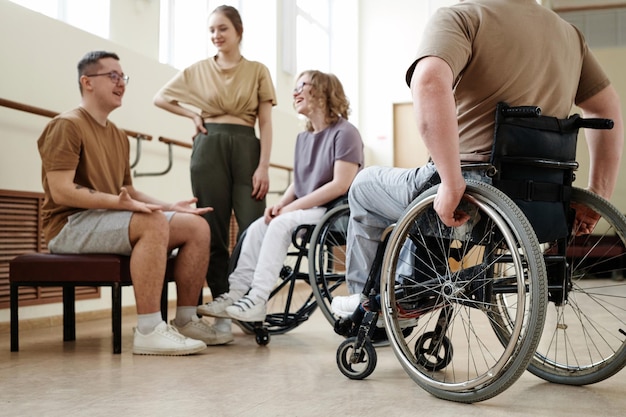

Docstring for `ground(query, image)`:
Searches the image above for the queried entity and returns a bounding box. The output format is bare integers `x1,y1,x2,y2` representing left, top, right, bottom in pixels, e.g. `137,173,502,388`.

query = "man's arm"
46,170,153,213
410,56,469,227
47,171,210,215
578,84,624,200
125,185,212,215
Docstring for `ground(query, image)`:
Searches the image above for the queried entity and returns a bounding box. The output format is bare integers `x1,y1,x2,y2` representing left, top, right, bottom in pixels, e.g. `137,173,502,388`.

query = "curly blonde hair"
296,70,351,132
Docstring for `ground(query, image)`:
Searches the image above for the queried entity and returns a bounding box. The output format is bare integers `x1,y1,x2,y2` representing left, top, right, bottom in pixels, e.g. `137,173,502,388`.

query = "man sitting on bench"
37,50,229,356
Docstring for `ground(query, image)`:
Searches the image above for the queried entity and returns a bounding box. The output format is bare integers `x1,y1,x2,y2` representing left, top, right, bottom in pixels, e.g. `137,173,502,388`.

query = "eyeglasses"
85,71,130,85
293,81,309,95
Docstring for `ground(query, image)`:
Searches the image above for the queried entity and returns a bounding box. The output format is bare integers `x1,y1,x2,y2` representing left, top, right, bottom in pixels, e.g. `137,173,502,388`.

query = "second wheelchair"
227,200,351,344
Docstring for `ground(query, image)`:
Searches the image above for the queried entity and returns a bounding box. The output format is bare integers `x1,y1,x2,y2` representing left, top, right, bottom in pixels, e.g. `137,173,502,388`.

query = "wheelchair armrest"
292,224,315,249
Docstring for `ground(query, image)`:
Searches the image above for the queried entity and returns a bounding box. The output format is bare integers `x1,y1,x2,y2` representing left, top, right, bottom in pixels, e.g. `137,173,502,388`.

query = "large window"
159,0,277,78
295,0,331,74
281,0,358,121
8,0,110,38
282,0,358,74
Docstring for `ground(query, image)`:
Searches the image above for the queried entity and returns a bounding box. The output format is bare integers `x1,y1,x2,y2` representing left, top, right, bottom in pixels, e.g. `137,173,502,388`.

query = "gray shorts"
48,209,175,255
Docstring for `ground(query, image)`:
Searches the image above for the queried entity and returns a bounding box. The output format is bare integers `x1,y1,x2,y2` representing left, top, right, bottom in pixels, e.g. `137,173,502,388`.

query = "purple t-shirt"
293,117,364,199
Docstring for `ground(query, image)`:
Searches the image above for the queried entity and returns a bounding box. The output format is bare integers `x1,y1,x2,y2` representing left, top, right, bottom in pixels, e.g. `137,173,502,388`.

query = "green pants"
190,123,266,297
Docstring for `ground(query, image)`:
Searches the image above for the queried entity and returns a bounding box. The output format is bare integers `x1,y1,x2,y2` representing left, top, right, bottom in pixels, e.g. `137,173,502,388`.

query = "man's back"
409,0,610,161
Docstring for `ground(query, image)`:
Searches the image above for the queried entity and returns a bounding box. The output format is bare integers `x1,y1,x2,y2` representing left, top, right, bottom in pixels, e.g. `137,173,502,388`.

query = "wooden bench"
10,253,176,354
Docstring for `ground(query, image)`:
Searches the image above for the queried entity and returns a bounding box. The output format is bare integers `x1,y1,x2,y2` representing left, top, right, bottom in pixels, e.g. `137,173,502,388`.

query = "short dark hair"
77,50,120,94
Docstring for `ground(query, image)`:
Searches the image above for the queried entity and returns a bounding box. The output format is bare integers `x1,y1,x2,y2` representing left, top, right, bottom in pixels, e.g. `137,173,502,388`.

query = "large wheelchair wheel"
525,188,626,384
229,230,318,335
380,180,547,403
308,204,351,325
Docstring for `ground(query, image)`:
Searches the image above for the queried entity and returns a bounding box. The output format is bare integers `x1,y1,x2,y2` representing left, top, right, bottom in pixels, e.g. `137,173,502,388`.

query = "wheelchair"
228,199,351,345
335,103,626,403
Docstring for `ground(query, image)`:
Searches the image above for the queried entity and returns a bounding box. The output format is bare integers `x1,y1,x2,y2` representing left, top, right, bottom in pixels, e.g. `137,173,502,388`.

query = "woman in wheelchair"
197,70,364,323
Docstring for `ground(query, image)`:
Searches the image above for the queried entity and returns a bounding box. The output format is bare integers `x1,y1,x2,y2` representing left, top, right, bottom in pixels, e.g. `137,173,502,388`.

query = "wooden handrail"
159,136,192,149
0,97,153,169
134,135,293,193
157,136,293,171
0,97,293,185
0,97,58,118
0,97,153,142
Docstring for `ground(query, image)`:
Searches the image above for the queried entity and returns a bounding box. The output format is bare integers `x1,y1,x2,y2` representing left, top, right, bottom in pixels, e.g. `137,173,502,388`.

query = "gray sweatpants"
345,162,490,293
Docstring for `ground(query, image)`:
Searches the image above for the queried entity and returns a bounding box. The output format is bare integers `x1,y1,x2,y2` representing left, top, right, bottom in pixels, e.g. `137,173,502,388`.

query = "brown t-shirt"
37,107,132,241
406,0,610,161
156,56,277,125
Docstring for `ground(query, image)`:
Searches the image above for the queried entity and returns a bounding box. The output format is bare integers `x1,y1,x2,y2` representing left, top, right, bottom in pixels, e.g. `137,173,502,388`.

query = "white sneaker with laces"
170,316,233,345
133,322,206,356
331,293,363,319
197,294,234,318
225,296,266,322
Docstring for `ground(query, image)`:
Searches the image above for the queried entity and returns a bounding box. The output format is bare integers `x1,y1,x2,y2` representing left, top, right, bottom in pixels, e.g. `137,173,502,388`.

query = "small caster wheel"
254,326,270,345
336,336,377,380
414,331,453,371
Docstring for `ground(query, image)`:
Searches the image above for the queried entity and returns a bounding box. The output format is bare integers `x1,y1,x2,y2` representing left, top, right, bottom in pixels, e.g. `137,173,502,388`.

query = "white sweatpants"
228,207,327,302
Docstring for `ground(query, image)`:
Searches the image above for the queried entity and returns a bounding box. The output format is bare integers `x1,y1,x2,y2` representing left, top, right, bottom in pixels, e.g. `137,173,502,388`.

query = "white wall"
358,0,458,167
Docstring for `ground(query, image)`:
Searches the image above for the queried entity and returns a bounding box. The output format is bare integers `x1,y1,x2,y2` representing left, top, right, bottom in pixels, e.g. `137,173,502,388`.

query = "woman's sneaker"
133,322,206,356
225,296,266,322
197,294,234,318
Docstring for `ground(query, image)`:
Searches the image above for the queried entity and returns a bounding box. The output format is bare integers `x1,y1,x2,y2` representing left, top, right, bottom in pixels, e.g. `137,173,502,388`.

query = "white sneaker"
225,296,267,322
197,294,234,318
170,316,233,345
133,322,206,356
331,293,363,319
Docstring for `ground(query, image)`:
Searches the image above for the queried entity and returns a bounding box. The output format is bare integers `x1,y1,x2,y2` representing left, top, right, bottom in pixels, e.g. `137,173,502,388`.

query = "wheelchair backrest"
490,102,612,243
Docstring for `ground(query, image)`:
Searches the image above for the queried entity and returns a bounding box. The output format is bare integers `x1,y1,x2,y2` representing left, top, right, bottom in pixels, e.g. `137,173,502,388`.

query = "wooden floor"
2,306,626,417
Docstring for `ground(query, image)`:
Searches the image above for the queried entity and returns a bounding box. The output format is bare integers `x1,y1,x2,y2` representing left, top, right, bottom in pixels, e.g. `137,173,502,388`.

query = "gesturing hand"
118,187,160,213
170,197,213,215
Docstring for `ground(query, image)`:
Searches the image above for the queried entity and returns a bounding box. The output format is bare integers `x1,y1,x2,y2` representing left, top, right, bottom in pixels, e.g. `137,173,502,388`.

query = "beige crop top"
157,56,277,125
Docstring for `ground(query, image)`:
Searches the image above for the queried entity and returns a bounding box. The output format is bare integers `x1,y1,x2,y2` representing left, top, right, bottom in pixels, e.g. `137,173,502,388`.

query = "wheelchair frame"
228,202,351,345
334,104,626,403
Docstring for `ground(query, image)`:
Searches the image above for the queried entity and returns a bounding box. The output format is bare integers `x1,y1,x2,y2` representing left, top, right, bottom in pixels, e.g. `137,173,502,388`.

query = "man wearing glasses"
37,50,226,355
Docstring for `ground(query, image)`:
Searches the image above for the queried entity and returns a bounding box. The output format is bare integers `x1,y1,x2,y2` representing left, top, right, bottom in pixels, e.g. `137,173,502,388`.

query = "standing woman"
154,5,276,340
197,70,364,322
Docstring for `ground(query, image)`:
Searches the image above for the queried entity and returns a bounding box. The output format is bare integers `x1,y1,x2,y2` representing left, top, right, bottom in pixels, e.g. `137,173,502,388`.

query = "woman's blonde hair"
296,70,351,132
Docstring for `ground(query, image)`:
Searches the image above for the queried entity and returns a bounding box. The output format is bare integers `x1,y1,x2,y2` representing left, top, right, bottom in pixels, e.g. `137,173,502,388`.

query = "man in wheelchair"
331,0,624,322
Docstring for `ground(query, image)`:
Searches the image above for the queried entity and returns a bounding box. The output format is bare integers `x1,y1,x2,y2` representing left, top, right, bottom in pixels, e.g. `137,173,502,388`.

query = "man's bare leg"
167,213,210,306
128,211,170,314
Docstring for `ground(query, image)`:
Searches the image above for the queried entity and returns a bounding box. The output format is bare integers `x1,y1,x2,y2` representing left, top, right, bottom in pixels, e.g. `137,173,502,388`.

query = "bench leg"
62,286,76,342
10,283,19,352
112,283,122,354
161,281,169,322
